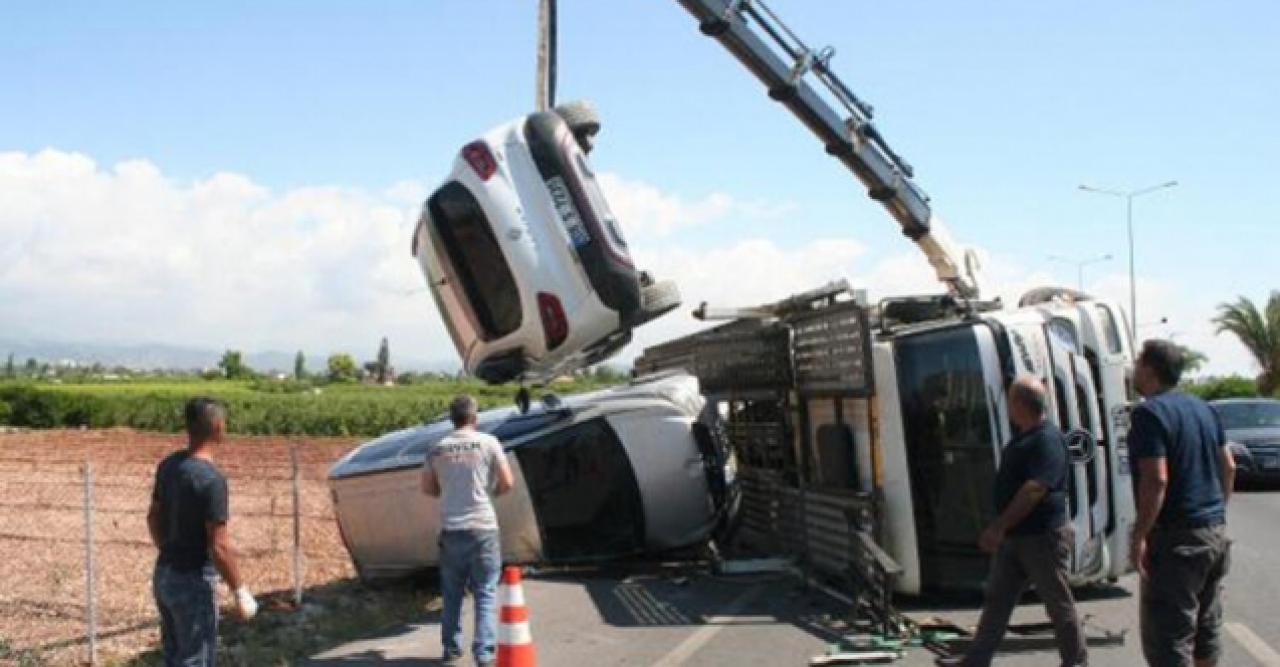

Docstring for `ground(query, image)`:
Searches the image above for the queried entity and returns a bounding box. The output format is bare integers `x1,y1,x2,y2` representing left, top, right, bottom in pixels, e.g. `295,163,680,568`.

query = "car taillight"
462,141,497,181
537,292,569,350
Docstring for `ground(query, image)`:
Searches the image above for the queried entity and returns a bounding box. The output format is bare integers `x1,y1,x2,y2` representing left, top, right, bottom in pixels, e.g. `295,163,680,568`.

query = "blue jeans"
153,563,218,667
439,529,501,662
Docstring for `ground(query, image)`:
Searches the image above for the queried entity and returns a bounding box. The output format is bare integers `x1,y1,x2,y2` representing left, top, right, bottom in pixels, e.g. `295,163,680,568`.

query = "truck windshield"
895,326,997,589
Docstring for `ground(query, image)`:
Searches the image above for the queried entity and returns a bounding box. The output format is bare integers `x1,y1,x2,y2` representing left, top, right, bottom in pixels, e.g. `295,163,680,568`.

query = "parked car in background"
1212,397,1280,486
328,372,735,582
412,100,680,385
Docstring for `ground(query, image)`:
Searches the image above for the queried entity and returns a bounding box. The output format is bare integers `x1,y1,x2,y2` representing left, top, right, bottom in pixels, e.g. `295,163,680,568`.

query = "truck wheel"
554,100,601,153
637,279,681,324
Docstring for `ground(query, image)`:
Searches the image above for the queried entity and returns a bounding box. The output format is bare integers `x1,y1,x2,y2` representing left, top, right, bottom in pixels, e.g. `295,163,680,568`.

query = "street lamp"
1077,180,1178,339
1047,253,1113,291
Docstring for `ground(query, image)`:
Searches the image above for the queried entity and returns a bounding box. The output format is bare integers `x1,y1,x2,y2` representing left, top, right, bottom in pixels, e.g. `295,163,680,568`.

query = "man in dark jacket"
1129,340,1234,667
148,397,256,666
939,376,1086,667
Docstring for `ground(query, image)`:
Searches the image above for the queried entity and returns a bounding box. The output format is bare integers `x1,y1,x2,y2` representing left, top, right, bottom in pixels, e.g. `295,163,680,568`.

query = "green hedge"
0,379,603,437
1181,375,1265,402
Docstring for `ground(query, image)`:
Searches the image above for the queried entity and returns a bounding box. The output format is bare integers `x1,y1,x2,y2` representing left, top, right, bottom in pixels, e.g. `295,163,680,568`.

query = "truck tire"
637,279,681,324
554,100,601,153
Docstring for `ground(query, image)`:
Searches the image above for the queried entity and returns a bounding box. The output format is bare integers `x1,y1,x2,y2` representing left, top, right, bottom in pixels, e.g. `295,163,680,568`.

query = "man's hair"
1009,375,1048,417
448,394,478,427
184,397,226,444
1139,339,1185,387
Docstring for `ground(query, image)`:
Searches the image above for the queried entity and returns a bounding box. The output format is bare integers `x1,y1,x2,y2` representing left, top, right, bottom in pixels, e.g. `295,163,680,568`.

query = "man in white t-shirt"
422,395,515,666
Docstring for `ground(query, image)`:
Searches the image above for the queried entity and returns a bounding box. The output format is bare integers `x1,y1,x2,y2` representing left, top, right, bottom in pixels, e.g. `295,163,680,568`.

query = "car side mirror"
1065,429,1098,465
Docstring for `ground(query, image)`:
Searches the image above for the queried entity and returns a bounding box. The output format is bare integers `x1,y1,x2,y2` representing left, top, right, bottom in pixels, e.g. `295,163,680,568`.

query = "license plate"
545,176,591,248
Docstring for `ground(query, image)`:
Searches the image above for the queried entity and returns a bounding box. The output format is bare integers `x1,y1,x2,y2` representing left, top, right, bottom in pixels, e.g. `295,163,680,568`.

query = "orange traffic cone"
497,566,536,667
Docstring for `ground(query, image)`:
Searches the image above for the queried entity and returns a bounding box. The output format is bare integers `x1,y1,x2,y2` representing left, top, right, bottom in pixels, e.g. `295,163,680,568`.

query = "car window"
489,410,571,442
1215,401,1280,429
428,181,522,340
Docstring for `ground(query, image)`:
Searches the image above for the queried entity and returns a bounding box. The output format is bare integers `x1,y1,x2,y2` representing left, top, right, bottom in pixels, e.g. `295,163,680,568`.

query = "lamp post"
1078,180,1178,339
1047,253,1113,291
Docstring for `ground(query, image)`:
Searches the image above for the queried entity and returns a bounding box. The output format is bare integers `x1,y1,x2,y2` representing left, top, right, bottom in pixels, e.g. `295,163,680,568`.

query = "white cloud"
0,149,1258,378
0,149,442,361
599,171,794,238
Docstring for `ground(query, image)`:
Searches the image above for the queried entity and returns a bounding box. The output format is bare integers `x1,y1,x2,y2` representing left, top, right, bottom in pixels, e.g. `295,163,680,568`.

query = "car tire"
637,279,682,324
554,100,601,153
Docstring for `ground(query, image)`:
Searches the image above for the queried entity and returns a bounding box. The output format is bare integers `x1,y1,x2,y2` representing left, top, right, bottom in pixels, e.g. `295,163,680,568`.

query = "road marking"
1226,622,1280,667
613,583,690,626
652,585,764,667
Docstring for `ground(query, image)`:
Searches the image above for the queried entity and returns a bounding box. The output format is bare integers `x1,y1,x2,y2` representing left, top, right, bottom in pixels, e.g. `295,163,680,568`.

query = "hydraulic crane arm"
675,0,981,299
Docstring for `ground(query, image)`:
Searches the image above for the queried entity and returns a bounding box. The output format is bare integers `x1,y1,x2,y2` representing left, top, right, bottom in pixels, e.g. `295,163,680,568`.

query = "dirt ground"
0,428,363,665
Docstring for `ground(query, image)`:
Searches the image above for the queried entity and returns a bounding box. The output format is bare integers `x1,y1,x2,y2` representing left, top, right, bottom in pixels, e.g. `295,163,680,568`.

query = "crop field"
0,377,607,437
0,428,363,664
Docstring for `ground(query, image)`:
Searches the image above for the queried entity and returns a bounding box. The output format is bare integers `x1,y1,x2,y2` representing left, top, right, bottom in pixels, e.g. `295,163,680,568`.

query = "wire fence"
0,429,358,666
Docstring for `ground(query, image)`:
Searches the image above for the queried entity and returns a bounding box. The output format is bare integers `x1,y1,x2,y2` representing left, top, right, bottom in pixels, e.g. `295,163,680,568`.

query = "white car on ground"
328,372,735,582
412,101,680,385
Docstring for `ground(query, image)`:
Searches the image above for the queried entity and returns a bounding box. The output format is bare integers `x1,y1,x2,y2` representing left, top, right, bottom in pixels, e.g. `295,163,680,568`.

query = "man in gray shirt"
422,395,514,666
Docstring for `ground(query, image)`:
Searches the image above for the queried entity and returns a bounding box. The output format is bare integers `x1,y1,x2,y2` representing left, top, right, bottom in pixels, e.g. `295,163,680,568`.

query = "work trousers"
964,525,1087,667
1139,524,1230,667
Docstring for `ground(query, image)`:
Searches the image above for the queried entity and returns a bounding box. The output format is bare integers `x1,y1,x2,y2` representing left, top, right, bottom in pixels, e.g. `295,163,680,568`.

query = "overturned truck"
634,282,1139,597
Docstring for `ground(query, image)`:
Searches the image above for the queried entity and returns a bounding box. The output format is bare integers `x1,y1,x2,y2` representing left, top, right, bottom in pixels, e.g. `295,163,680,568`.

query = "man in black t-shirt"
148,398,257,665
938,376,1086,667
1129,340,1234,667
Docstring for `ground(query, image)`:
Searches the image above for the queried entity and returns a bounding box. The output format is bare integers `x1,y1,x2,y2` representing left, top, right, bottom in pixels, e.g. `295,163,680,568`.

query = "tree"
3,353,13,378
218,350,252,379
1213,291,1279,395
23,358,38,377
327,353,359,383
294,350,307,380
375,337,392,384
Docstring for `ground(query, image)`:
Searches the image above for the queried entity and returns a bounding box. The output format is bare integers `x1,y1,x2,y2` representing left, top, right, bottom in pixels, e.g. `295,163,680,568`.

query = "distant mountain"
0,338,459,373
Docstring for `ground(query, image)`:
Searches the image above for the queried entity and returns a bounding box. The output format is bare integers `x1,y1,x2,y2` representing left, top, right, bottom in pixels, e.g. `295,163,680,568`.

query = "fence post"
291,444,302,606
83,461,97,666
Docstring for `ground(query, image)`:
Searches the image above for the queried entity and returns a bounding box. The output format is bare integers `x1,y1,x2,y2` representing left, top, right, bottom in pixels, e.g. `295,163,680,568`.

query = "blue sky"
1,1,1276,374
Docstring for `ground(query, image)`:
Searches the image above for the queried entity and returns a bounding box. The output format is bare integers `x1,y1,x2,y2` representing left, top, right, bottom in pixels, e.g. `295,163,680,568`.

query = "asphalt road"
307,487,1280,666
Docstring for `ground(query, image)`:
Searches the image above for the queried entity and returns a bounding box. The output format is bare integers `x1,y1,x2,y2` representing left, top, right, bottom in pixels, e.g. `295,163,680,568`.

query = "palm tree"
1213,291,1279,395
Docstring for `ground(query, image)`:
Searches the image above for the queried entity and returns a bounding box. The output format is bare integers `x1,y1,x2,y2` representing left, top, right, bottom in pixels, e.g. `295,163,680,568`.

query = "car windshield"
1215,401,1280,429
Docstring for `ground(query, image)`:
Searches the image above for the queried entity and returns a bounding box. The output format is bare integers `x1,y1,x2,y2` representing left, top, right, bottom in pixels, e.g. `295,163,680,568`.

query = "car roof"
1210,397,1280,406
328,372,701,479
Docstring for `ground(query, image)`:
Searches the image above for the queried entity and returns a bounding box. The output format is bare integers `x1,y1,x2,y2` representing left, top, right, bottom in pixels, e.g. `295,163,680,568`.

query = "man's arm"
493,451,514,497
980,480,1047,553
207,521,243,590
147,499,164,548
1131,456,1168,578
421,460,441,497
1218,446,1236,505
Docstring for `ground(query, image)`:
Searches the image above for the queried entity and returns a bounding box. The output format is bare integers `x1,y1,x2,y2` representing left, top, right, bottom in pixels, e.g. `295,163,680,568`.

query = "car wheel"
554,100,601,154
636,279,682,325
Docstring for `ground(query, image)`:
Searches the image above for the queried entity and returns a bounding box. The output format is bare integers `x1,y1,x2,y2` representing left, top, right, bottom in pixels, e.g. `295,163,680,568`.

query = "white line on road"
651,585,765,667
1226,622,1280,667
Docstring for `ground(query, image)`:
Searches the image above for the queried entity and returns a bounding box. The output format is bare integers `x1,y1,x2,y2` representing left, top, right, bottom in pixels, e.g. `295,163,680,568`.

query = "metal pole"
83,461,97,666
291,444,302,606
535,0,557,111
1127,195,1136,341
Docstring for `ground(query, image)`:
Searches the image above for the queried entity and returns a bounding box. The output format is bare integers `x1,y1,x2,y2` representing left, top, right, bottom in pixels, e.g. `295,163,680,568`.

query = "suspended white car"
327,372,735,582
412,101,680,385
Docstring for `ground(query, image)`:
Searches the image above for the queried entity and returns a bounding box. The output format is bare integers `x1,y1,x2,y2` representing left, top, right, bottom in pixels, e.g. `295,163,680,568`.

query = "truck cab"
875,291,1137,593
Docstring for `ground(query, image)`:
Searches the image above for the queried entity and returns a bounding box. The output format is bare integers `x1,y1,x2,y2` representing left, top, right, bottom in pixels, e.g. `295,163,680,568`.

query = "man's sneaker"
934,656,967,667
440,651,462,665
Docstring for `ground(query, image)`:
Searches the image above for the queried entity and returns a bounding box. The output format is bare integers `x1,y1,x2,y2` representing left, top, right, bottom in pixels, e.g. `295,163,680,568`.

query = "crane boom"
676,0,980,298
